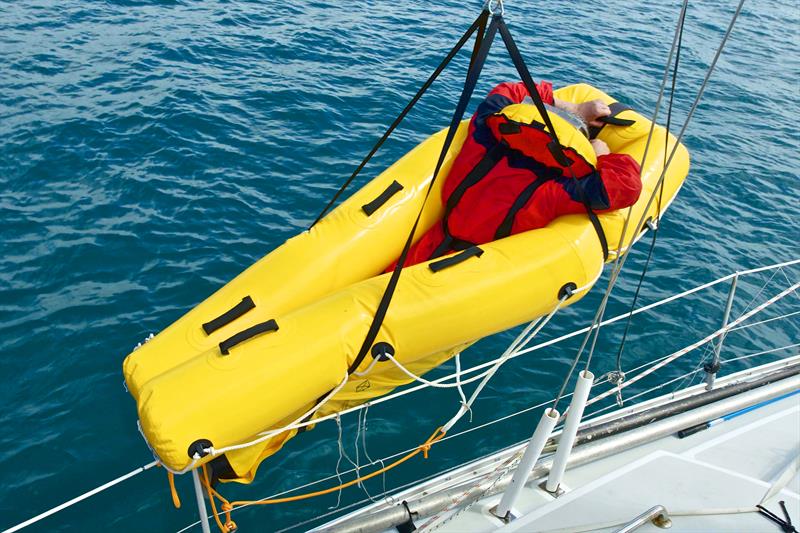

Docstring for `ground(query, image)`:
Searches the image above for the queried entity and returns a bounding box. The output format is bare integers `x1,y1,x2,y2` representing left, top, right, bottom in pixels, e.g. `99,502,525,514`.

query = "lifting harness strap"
347,12,498,375
310,11,489,228
429,141,508,261
497,18,609,261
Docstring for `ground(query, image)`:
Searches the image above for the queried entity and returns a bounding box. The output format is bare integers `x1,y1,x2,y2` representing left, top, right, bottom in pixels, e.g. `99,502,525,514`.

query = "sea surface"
1,1,798,531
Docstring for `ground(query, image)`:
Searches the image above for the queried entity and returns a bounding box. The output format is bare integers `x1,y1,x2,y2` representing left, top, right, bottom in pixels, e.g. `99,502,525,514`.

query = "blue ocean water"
1,0,798,531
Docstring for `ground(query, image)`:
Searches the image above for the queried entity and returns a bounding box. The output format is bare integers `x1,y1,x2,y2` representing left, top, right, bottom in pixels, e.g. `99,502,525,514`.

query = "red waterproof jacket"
393,81,643,269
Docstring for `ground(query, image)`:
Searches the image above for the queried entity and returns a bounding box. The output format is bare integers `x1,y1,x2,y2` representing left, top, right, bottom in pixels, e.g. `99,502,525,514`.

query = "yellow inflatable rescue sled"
123,83,689,480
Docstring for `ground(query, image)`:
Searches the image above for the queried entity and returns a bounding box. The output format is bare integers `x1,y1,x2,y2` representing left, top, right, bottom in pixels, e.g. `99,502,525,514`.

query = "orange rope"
198,427,445,532
201,464,237,532
167,471,181,509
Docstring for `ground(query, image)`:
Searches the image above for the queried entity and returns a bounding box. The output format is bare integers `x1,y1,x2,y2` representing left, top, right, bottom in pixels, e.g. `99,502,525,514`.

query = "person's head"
522,96,589,138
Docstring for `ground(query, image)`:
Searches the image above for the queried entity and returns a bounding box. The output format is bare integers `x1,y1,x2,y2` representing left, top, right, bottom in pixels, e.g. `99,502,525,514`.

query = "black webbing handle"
600,102,635,125
497,17,609,260
429,246,483,272
202,296,256,335
309,11,489,228
362,180,404,216
601,116,635,127
589,102,635,138
347,13,498,375
219,319,279,355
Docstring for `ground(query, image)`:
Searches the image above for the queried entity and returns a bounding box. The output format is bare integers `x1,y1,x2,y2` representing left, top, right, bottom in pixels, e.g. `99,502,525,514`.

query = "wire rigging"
549,0,691,412
613,1,688,377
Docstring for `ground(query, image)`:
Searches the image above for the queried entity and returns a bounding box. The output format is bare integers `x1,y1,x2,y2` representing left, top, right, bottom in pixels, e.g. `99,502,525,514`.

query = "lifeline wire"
586,280,799,407
198,259,798,462
205,260,800,454
8,261,796,533
3,461,159,533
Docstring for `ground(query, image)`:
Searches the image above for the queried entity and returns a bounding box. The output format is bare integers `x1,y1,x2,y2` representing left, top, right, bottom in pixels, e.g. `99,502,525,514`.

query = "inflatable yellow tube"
124,84,689,475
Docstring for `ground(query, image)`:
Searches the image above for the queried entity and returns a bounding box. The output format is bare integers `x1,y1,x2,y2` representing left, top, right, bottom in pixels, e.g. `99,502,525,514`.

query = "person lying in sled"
393,80,643,268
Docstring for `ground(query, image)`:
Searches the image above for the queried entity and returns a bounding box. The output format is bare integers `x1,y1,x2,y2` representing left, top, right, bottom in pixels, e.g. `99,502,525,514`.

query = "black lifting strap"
497,19,609,261
494,174,551,240
429,141,508,260
309,11,489,229
347,14,499,375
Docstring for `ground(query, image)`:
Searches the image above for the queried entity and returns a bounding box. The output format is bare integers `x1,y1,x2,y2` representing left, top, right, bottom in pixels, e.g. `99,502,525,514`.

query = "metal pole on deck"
191,468,212,533
494,407,559,521
546,370,593,493
705,274,737,390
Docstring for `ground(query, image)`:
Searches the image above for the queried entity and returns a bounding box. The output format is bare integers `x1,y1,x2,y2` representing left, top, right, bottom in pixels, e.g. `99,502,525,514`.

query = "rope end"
167,471,181,509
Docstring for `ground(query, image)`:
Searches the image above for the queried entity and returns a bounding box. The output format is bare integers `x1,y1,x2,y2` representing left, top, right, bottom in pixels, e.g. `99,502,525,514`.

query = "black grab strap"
202,296,256,335
588,102,635,139
494,176,551,240
309,11,489,228
427,141,507,261
362,180,404,216
429,246,483,272
219,319,279,355
497,18,609,260
445,143,508,214
347,14,499,375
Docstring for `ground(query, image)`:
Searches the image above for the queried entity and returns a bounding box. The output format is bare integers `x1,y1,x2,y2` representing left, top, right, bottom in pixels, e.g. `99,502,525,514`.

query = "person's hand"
576,99,611,127
590,139,610,156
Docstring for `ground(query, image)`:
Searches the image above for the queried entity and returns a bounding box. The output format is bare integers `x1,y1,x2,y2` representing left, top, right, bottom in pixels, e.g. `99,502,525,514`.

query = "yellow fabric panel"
223,344,468,483
126,83,690,475
123,121,469,400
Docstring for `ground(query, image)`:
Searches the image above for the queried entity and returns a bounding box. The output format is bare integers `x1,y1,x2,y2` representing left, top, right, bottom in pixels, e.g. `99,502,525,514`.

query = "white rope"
196,261,799,451
442,295,569,433
454,353,469,419
4,461,159,533
207,370,350,456
15,262,796,532
179,341,796,532
586,281,799,408
381,350,518,389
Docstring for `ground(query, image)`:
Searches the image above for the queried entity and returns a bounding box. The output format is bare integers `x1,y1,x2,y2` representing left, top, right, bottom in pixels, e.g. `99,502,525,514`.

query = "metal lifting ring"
487,0,505,16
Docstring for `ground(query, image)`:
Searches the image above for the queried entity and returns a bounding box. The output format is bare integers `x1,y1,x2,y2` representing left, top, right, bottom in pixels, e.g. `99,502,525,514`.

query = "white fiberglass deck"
427,390,799,532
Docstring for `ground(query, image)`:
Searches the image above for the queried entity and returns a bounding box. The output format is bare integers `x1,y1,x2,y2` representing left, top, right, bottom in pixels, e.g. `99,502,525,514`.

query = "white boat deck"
432,391,799,532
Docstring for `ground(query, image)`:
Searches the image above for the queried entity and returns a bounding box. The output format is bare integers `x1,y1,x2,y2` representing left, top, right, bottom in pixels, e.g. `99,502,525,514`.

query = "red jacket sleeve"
596,153,643,211
488,81,554,105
